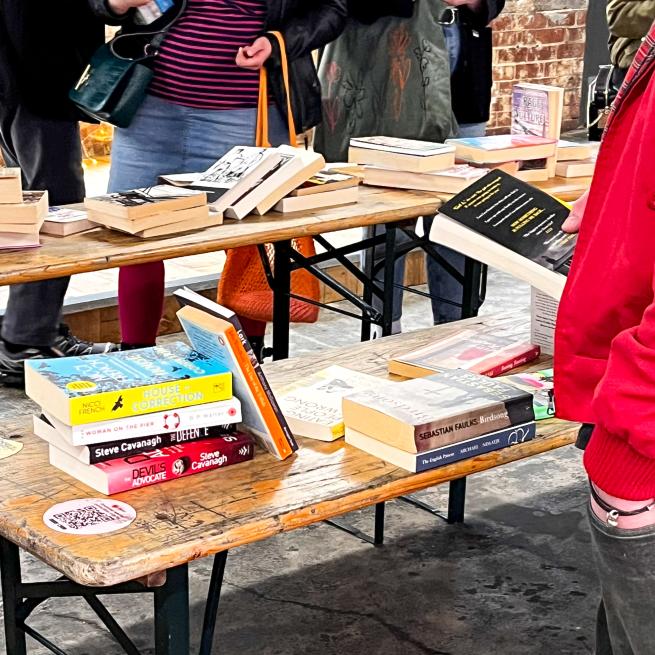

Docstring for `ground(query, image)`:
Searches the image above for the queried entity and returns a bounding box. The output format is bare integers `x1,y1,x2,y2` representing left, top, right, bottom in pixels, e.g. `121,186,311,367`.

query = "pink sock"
118,262,165,346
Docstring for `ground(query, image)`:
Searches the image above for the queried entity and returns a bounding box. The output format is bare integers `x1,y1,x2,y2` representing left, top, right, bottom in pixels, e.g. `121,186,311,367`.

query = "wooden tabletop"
0,313,577,587
0,187,440,286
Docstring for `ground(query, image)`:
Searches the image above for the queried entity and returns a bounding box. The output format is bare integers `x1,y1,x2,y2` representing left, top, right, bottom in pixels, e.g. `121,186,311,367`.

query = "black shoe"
52,324,117,357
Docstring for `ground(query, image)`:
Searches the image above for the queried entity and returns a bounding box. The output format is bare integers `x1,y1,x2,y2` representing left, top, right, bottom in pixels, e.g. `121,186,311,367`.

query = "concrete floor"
0,270,597,655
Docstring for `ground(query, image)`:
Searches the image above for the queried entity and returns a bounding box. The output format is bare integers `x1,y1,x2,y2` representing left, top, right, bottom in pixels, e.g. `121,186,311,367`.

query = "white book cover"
349,136,455,157
46,207,88,223
531,287,559,355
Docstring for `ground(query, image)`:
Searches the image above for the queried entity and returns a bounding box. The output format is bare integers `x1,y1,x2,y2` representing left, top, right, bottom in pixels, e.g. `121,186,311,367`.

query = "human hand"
107,0,152,15
235,37,273,70
561,189,590,234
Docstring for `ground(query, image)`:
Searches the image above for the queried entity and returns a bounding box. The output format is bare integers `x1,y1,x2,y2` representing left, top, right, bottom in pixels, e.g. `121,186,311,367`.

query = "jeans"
109,94,288,344
0,105,84,347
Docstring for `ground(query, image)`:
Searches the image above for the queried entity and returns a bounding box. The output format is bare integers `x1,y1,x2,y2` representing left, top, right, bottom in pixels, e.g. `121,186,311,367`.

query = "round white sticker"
43,499,136,535
0,437,23,460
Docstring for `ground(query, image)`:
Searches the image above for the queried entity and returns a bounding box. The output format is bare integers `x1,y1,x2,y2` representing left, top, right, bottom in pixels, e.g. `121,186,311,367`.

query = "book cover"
0,232,41,250
362,164,488,194
25,342,232,426
42,206,95,237
556,140,594,162
291,171,359,196
500,369,554,420
0,190,49,223
345,422,536,473
176,299,297,460
342,369,535,453
448,135,555,152
34,414,239,465
349,136,456,157
531,287,559,354
42,396,241,446
48,433,255,495
389,318,540,379
277,365,388,441
0,167,22,204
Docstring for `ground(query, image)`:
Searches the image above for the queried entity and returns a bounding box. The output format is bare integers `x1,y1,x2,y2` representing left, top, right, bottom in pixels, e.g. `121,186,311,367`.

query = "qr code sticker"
43,499,136,535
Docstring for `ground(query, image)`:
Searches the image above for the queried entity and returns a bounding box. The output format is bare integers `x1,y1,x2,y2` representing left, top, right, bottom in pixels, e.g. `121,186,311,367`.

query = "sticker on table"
43,499,136,535
0,436,23,460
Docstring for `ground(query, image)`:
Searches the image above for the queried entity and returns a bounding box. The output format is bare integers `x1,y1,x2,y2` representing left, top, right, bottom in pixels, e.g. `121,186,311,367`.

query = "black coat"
0,1,105,120
450,0,505,125
89,0,347,132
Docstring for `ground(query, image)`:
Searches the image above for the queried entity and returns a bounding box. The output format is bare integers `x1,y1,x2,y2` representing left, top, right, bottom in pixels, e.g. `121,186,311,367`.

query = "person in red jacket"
555,25,655,655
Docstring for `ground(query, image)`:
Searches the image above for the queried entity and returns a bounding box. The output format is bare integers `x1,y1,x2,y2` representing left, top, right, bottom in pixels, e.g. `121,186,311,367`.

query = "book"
290,171,359,196
273,186,358,213
362,164,488,194
277,365,387,441
428,170,574,298
48,433,255,495
41,397,242,446
388,322,540,379
345,422,536,473
342,369,535,453
556,139,594,162
500,369,554,420
0,167,22,204
25,342,232,426
135,0,174,23
511,83,564,176
226,146,325,219
0,232,40,249
348,137,456,173
0,219,45,234
531,287,559,354
555,159,595,178
42,206,95,237
446,135,557,165
514,167,549,183
34,414,239,465
84,186,206,220
175,294,297,460
0,191,49,223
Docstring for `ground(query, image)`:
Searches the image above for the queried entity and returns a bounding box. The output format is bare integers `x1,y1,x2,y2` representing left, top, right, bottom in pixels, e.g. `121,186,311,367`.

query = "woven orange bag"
217,31,320,325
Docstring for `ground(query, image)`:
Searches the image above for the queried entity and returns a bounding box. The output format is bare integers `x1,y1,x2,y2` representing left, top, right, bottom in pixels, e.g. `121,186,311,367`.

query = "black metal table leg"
153,563,190,655
381,225,397,336
373,502,386,546
460,257,484,319
198,551,229,655
0,537,27,655
447,478,467,524
360,226,377,342
272,240,292,361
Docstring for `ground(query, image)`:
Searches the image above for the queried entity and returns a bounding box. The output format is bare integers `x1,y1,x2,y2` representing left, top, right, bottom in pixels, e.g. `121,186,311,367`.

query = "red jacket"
555,28,655,500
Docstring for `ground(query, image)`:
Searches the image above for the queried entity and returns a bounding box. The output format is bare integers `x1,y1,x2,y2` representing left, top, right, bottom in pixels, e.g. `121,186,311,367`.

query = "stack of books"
350,136,491,195
272,170,360,213
343,369,537,473
0,168,48,249
84,186,217,238
42,205,95,237
555,140,597,178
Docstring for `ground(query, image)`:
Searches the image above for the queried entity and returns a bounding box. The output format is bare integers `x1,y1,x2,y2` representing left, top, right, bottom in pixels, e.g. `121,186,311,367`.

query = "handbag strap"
256,31,297,148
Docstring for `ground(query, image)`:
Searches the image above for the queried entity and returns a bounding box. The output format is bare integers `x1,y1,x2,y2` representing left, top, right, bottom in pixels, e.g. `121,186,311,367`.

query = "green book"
500,369,555,420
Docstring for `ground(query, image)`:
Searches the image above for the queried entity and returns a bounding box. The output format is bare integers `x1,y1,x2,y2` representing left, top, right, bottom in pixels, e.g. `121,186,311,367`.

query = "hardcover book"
25,342,232,426
41,396,242,446
277,365,387,441
0,167,22,204
362,164,488,195
48,433,255,495
445,135,557,165
175,290,297,460
428,170,574,298
342,369,535,453
34,414,239,465
500,369,554,420
345,422,536,473
0,190,49,223
42,206,95,237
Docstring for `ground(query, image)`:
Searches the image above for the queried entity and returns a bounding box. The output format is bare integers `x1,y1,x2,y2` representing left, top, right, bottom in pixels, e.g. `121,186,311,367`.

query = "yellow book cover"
25,342,232,426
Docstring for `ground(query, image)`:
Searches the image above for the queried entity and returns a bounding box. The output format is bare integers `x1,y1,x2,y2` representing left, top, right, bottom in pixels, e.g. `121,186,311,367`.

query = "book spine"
416,422,537,472
68,372,232,425
221,325,297,459
105,435,254,494
89,424,237,464
480,345,541,377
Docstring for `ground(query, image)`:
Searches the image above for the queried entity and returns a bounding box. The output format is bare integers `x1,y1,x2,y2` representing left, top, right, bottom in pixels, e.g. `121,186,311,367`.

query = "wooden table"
0,314,578,655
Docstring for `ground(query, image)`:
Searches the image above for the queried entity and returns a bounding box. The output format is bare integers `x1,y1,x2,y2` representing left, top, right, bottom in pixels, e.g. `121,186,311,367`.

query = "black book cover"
440,170,576,274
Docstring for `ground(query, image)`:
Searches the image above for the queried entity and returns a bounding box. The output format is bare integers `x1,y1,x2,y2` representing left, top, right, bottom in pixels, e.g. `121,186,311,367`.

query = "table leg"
447,478,467,524
381,225,397,336
153,563,189,655
272,240,292,361
0,537,27,655
198,551,229,655
460,257,483,319
374,502,386,546
360,226,377,342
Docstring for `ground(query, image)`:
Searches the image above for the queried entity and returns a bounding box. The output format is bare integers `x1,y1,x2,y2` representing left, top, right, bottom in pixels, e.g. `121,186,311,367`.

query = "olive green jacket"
608,0,655,69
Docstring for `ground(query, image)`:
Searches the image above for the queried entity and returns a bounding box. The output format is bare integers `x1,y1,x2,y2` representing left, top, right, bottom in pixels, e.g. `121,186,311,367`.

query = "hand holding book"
561,189,589,234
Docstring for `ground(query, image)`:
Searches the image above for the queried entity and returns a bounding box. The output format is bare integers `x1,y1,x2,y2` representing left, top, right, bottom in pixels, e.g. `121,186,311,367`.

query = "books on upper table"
0,167,22,204
0,190,48,224
291,171,359,196
42,206,95,237
273,186,359,213
446,135,557,165
556,139,595,162
428,170,574,299
555,159,595,178
362,164,489,195
342,369,534,454
500,369,555,420
388,316,539,379
348,136,456,173
25,342,232,426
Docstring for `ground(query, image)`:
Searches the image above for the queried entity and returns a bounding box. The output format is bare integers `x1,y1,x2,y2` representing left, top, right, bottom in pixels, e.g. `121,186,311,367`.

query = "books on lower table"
429,170,574,299
0,190,49,249
446,135,557,165
362,164,489,194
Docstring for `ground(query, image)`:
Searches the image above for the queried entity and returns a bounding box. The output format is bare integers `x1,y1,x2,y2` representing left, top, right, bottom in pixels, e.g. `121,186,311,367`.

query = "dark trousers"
0,105,85,347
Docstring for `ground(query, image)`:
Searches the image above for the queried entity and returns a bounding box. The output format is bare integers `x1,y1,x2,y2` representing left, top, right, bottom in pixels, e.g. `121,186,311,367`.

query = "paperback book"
0,190,49,223
42,206,95,237
273,186,358,213
500,369,554,420
291,171,359,196
555,159,595,178
445,135,556,165
0,167,22,204
556,140,595,162
342,369,534,453
25,342,232,426
362,164,488,195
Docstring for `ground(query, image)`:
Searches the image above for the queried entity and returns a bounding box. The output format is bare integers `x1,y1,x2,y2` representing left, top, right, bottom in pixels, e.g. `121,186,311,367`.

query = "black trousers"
0,104,85,347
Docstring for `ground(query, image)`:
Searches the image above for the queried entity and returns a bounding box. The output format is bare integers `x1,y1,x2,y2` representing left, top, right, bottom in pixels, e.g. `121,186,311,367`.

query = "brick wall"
489,0,588,132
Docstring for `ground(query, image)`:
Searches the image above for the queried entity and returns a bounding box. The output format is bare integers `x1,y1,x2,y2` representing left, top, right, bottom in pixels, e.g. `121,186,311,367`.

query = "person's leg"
457,122,488,138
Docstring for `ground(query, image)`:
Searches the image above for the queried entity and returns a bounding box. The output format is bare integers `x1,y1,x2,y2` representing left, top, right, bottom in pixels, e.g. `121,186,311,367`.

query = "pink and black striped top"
149,0,267,110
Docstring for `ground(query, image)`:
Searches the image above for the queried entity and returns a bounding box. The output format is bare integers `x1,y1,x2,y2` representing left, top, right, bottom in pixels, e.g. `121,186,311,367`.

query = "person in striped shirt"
91,0,346,349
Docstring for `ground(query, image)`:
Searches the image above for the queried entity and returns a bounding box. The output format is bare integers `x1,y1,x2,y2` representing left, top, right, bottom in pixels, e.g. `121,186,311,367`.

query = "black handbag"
587,64,624,141
69,1,186,128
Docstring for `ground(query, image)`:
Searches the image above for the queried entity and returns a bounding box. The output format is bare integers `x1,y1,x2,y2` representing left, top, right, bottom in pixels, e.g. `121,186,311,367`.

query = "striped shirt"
149,0,267,110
